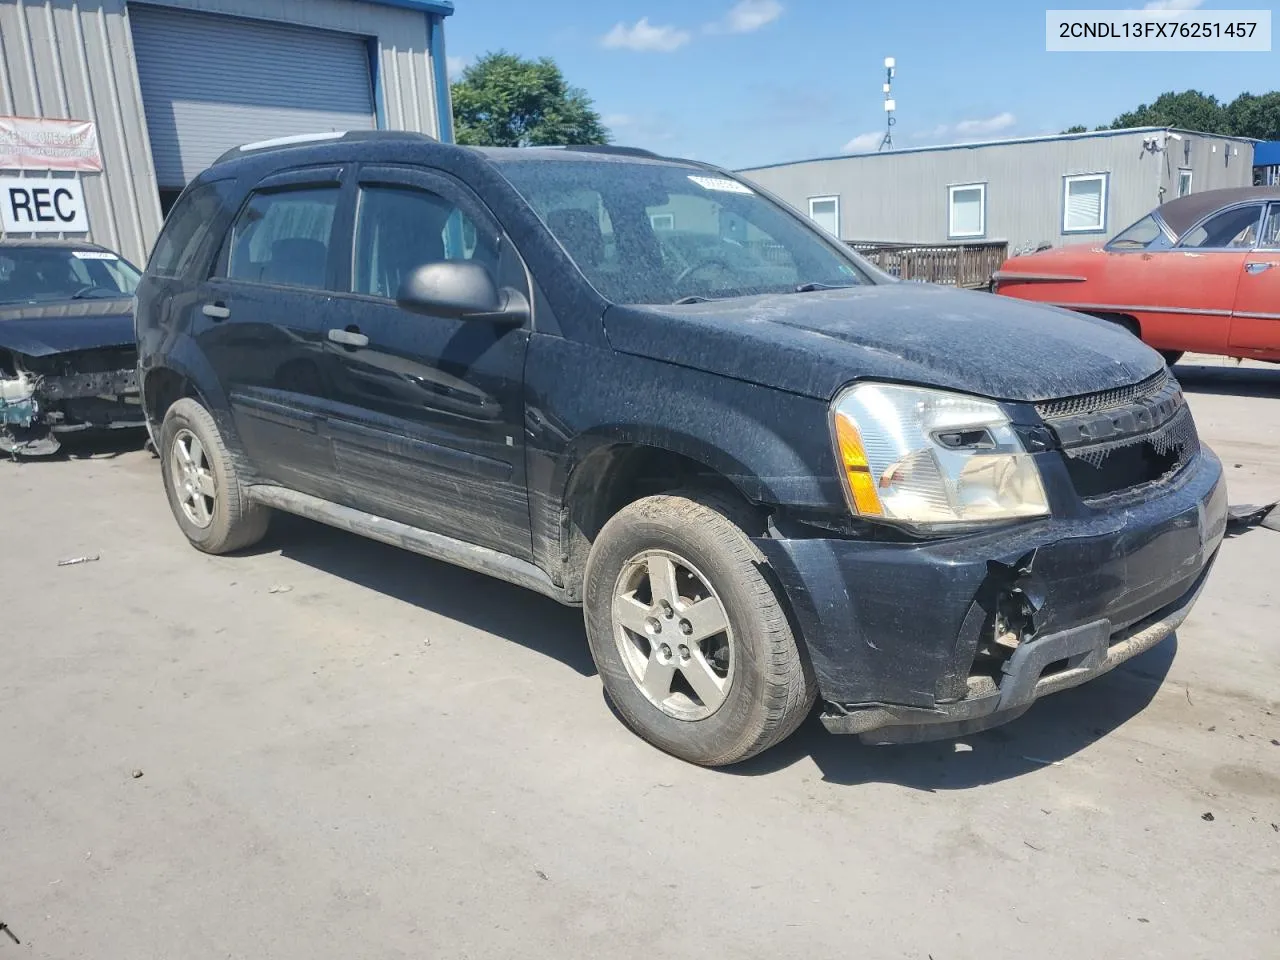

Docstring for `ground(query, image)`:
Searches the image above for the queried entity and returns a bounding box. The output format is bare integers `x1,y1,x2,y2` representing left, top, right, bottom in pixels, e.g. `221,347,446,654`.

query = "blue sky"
444,0,1279,169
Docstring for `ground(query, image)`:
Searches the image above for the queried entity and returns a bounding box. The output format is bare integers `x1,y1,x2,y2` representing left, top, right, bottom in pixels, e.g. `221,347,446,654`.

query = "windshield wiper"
793,281,855,293
671,295,719,305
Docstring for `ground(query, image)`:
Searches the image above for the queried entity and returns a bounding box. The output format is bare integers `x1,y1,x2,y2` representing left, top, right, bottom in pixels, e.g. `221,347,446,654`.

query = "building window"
808,196,840,236
649,213,675,231
1063,173,1108,234
947,184,986,239
1178,169,1193,197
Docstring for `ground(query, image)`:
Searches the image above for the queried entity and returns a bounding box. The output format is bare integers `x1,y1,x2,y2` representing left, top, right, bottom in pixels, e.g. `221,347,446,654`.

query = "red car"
993,187,1280,365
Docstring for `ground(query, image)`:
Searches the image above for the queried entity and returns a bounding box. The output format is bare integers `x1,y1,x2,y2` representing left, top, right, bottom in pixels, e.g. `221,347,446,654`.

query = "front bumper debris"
755,448,1227,742
821,565,1210,743
1,354,143,456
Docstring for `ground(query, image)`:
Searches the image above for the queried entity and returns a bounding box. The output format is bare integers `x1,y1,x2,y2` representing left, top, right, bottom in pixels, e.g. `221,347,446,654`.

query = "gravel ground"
1,357,1277,960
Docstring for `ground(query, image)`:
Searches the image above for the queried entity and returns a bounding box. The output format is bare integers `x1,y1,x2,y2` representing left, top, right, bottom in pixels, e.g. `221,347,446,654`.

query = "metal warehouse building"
740,127,1258,255
0,0,454,265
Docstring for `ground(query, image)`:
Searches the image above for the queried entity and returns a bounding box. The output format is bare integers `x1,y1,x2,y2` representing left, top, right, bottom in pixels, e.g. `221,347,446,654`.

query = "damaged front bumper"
756,448,1227,744
1,354,143,456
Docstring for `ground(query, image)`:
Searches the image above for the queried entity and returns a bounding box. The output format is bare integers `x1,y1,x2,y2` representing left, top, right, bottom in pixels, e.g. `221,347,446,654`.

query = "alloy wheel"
612,549,735,721
170,428,217,529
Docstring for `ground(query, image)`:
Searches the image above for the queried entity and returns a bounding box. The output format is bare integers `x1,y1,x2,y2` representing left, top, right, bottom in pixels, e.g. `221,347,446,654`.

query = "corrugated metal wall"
0,0,444,266
0,0,161,266
741,130,1257,253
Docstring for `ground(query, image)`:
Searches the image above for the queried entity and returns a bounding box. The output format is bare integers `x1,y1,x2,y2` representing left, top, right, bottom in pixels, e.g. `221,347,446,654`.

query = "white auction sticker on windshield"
687,175,754,195
71,251,116,260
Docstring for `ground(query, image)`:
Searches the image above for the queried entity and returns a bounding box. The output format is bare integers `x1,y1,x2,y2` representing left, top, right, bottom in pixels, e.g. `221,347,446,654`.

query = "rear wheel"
159,398,270,554
583,490,815,766
1088,311,1140,338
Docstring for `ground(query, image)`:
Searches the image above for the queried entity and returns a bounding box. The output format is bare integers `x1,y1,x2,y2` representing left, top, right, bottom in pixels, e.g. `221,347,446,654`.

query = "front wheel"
583,491,815,766
159,397,270,554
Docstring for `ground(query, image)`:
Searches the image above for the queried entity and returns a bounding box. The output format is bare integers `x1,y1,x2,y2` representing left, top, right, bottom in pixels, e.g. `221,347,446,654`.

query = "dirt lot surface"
2,358,1277,960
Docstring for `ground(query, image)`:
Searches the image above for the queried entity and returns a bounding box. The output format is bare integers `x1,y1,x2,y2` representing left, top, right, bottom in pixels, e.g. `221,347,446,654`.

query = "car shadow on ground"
1,428,149,463
254,512,595,676
1174,362,1280,399
731,636,1178,787
253,513,1179,788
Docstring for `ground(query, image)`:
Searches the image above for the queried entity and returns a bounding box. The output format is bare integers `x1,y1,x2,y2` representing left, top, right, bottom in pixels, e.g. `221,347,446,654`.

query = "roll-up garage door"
129,5,375,188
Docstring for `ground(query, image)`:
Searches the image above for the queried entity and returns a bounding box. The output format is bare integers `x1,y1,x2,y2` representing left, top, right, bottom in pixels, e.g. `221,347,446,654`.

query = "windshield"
493,157,869,304
0,246,141,305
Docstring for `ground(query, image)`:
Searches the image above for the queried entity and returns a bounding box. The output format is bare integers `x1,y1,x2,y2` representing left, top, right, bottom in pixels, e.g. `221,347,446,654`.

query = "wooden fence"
844,240,1009,289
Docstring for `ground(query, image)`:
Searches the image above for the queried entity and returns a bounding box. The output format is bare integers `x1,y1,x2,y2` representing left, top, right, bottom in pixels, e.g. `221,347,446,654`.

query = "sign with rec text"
0,116,103,172
0,177,88,233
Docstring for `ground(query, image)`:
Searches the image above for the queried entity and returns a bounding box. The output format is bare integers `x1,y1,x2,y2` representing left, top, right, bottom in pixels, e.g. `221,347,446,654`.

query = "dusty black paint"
134,133,1227,737
608,284,1164,403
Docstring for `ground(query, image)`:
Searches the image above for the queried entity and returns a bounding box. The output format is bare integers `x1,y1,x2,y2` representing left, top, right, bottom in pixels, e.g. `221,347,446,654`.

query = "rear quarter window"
148,179,238,278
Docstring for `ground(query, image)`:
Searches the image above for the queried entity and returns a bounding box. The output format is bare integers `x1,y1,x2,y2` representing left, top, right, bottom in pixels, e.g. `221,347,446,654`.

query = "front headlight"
831,382,1049,529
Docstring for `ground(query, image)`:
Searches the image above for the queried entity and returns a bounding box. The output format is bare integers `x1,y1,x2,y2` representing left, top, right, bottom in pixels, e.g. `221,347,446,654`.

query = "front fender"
524,334,845,578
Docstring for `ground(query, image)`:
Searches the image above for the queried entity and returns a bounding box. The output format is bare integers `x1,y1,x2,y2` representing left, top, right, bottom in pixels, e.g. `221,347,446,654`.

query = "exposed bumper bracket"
822,560,1211,744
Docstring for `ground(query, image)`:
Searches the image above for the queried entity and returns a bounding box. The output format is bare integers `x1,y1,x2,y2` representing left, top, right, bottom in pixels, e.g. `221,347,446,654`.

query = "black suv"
135,132,1226,766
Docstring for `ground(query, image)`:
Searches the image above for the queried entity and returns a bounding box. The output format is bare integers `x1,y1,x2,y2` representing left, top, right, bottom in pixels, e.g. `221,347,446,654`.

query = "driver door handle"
328,327,369,348
1245,261,1275,274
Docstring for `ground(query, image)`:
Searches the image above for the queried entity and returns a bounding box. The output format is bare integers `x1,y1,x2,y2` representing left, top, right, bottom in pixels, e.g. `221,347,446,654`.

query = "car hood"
0,297,135,356
604,283,1163,403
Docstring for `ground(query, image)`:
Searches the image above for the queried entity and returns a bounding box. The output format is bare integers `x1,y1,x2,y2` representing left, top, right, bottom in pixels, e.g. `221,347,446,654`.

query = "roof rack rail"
214,129,439,165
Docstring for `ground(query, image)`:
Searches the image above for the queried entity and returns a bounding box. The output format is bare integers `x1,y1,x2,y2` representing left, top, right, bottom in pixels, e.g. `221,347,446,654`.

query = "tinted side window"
148,179,236,277
352,185,498,298
1179,204,1264,249
225,187,339,289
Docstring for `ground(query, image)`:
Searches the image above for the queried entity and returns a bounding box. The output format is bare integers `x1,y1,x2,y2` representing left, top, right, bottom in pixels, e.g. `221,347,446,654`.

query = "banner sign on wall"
0,117,103,172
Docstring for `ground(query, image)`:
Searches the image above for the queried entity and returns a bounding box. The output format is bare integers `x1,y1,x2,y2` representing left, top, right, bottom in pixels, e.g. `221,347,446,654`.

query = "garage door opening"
129,4,376,214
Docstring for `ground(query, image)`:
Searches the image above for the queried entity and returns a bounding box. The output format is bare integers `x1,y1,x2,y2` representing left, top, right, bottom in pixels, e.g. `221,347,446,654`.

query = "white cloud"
915,112,1018,141
601,18,691,52
721,0,784,33
1142,0,1203,10
446,55,469,77
953,112,1017,135
842,131,884,153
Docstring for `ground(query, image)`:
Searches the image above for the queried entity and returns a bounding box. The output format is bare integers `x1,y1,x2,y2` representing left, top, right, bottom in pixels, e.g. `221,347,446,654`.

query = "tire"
1089,312,1140,338
159,397,270,554
1160,350,1184,367
583,490,816,766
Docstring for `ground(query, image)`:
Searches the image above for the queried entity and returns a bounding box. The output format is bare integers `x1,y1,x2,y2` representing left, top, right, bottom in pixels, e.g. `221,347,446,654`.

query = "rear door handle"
327,327,369,348
202,302,230,320
1245,261,1276,274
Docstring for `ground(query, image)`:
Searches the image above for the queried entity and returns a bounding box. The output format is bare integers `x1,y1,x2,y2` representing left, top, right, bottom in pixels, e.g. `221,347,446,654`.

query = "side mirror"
395,261,526,324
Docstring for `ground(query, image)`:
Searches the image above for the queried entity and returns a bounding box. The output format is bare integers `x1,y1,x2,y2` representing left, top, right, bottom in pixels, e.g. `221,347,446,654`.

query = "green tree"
1061,125,1088,134
1107,90,1228,133
1225,91,1280,140
451,52,609,147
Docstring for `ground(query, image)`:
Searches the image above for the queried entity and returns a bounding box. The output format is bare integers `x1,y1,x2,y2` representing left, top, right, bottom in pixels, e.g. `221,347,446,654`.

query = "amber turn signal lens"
834,414,884,516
